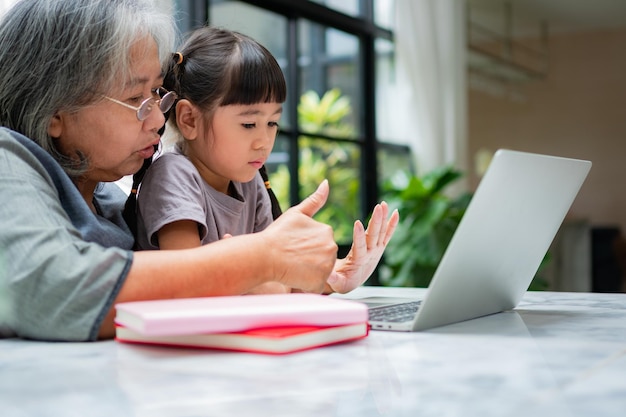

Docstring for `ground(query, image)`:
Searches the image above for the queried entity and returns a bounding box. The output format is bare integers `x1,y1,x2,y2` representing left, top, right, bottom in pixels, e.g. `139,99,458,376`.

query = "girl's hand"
326,202,399,294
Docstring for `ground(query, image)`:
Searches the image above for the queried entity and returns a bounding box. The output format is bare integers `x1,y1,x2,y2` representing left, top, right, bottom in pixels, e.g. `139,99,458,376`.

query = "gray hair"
0,0,176,176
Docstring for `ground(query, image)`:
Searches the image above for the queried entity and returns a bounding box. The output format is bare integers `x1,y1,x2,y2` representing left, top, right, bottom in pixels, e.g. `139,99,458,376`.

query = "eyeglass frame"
103,87,177,121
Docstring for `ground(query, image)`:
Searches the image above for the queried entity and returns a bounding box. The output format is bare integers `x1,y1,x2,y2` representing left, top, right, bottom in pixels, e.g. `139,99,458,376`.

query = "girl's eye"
242,121,280,129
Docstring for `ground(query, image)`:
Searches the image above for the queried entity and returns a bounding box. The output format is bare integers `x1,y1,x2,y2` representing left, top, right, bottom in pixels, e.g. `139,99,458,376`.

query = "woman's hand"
220,234,291,294
261,180,338,294
326,202,399,294
244,281,291,294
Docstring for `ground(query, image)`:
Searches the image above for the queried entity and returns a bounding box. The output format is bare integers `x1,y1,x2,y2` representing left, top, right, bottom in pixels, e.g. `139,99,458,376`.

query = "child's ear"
175,99,199,140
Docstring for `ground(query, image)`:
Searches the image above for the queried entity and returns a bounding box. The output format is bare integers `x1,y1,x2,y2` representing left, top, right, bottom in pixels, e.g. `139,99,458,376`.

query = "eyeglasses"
103,87,177,121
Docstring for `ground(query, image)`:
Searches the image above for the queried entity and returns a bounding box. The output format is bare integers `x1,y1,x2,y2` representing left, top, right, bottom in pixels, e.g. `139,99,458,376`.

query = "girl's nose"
256,129,276,149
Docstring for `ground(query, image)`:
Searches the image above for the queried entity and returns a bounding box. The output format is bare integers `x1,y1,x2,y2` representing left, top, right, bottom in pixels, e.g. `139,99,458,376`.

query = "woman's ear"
175,99,199,141
47,113,64,138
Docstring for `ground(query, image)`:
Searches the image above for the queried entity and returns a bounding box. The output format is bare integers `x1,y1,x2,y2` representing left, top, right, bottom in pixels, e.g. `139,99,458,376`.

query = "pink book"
115,322,369,355
114,293,368,337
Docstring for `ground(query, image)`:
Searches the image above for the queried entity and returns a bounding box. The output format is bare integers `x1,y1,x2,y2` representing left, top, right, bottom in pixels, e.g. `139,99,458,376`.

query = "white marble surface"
2,286,626,417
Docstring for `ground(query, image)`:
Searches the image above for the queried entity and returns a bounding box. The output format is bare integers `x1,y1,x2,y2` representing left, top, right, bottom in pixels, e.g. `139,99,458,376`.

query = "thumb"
293,179,329,217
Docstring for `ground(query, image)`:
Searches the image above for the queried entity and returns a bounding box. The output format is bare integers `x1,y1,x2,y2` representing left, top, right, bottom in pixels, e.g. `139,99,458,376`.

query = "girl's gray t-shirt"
135,149,273,250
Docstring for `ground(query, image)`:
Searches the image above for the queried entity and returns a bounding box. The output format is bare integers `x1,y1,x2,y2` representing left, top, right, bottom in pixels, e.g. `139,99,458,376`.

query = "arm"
157,220,291,295
98,180,337,338
157,220,202,249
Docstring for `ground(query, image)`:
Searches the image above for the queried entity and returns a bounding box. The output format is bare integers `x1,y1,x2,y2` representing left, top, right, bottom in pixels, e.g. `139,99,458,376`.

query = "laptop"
360,149,591,331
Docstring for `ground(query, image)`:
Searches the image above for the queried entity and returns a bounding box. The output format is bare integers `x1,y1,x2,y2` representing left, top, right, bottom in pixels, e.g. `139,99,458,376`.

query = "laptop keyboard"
368,301,422,322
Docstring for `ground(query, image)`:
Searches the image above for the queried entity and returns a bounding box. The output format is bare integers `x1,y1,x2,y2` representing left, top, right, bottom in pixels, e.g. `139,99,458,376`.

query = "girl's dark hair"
124,27,286,237
164,26,286,123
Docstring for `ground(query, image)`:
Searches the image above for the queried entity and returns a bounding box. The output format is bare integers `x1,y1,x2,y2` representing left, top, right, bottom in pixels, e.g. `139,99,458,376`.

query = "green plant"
298,89,353,137
379,166,472,287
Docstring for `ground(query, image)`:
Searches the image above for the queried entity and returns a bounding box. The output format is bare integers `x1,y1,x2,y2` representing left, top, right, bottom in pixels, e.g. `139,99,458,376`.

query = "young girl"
135,26,398,294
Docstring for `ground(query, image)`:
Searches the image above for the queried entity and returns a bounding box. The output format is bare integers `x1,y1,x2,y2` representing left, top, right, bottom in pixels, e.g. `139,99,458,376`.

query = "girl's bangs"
222,47,286,105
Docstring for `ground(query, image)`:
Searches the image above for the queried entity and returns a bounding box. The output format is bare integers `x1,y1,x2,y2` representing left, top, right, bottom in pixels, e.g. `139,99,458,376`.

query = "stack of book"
114,293,369,354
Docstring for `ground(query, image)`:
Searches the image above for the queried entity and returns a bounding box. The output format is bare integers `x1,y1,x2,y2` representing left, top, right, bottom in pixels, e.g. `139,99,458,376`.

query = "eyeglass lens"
136,90,177,121
159,92,176,113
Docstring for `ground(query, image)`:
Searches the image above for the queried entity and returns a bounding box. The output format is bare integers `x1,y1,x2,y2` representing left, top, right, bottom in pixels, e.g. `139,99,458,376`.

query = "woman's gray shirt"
0,127,133,341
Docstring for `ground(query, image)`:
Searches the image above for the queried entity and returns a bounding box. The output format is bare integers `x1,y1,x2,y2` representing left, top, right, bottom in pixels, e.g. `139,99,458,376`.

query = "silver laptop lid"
411,149,591,331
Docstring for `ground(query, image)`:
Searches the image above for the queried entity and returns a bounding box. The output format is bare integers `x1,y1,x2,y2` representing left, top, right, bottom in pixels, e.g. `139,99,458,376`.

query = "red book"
115,323,369,355
114,293,368,337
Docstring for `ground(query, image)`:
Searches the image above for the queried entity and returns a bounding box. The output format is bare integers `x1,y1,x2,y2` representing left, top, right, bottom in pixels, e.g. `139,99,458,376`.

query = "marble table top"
1,286,626,417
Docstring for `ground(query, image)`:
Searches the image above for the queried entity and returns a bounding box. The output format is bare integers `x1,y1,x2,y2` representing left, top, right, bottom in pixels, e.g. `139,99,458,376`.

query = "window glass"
375,37,397,141
297,137,361,244
374,0,395,29
269,134,363,245
298,20,361,139
378,144,415,187
296,20,364,243
309,0,360,17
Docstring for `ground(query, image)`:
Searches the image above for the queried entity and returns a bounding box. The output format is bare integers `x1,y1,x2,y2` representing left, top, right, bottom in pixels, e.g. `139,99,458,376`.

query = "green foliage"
379,167,472,287
298,88,353,137
269,89,360,243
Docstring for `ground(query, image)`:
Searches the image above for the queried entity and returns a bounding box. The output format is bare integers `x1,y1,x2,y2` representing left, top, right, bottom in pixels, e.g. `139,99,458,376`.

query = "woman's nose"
144,103,166,131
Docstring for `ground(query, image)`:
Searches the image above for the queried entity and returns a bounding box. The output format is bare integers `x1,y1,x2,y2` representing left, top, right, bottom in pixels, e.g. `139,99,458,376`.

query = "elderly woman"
0,0,397,342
